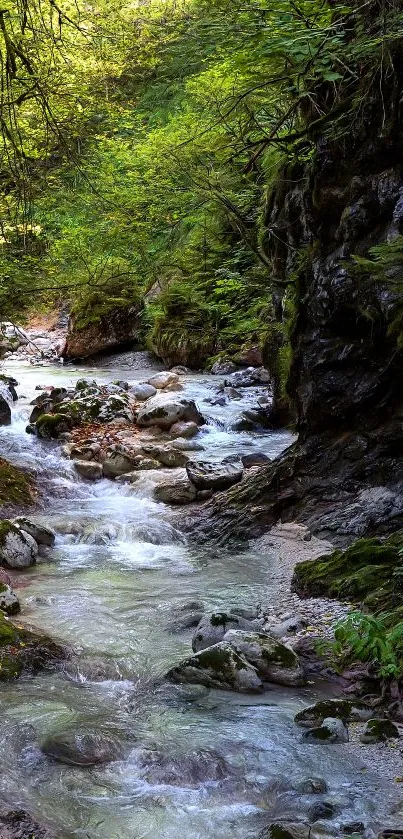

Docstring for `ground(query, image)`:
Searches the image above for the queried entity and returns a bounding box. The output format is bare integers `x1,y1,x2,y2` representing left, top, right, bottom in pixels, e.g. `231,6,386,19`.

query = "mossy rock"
0,612,66,680
35,413,73,439
295,698,372,728
0,458,35,508
166,641,263,693
360,718,400,743
292,535,403,621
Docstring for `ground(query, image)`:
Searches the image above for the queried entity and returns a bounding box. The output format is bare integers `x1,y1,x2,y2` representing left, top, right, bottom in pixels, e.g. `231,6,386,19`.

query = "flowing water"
0,356,399,838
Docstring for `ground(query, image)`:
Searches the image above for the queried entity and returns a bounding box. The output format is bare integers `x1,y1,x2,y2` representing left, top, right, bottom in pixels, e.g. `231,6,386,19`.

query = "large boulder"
137,395,204,430
186,460,243,491
34,413,73,440
169,421,199,439
154,477,197,505
223,630,305,686
41,730,123,766
192,612,259,653
360,718,400,743
62,304,142,360
0,521,38,568
166,641,263,693
14,517,56,547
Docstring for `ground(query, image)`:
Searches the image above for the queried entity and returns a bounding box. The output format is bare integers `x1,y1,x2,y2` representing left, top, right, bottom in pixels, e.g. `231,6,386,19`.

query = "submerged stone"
41,730,124,766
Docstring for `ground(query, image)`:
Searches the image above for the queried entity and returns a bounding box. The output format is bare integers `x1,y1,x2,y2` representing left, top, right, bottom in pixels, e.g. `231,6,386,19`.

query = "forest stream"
0,354,401,839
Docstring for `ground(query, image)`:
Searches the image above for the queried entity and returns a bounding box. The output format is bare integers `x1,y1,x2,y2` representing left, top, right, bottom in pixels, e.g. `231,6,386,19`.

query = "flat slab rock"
166,641,263,693
186,460,243,491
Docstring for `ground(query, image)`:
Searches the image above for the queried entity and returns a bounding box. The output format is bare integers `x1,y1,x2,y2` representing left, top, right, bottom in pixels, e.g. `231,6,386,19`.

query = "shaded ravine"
0,356,400,839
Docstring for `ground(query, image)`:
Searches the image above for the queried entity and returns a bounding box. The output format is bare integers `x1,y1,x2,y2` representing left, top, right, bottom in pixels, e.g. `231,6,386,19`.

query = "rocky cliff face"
196,64,403,545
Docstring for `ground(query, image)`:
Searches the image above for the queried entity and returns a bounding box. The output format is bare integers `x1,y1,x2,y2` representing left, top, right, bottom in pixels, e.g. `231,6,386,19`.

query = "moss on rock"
0,458,35,508
0,611,66,680
292,534,403,623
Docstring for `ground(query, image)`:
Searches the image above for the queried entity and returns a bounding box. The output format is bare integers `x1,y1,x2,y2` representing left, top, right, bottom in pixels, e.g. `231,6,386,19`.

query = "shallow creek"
0,356,399,838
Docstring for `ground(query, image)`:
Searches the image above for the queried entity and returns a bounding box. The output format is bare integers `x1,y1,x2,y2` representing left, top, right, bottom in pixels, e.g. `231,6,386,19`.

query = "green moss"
0,458,35,507
35,412,72,438
292,534,403,627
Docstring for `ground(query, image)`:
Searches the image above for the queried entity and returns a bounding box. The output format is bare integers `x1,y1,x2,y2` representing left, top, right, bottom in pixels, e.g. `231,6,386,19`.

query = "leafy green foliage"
333,610,403,680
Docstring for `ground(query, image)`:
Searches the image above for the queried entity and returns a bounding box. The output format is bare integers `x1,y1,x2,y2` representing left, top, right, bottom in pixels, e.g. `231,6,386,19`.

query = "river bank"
0,354,401,839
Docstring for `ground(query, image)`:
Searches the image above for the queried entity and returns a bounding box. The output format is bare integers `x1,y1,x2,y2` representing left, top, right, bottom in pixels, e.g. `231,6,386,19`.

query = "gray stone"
0,521,38,568
211,361,238,375
170,420,199,439
267,616,308,638
41,730,124,766
0,583,20,615
14,517,56,547
166,641,263,693
172,437,205,452
74,460,103,481
154,477,197,505
192,612,257,652
142,444,189,468
225,366,271,388
186,460,243,491
147,371,179,389
303,717,349,744
102,450,141,478
242,452,271,468
296,778,328,794
137,395,203,430
129,382,157,401
223,629,306,686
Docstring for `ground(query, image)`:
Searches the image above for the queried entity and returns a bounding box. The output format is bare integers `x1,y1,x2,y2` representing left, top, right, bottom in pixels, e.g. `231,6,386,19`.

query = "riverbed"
0,355,400,839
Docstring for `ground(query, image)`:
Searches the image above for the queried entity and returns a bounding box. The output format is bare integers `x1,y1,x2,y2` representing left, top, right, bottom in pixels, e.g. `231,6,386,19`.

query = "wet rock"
41,730,123,766
297,778,328,794
211,360,238,375
147,371,180,389
169,420,199,439
0,521,38,569
142,444,189,468
35,413,73,439
167,611,204,632
0,569,11,586
295,699,372,728
378,831,403,839
102,449,142,478
0,808,55,839
186,460,243,491
137,395,203,430
260,821,309,839
166,641,263,693
341,822,365,834
137,747,231,786
13,518,56,547
0,583,20,615
192,612,257,652
359,718,400,743
0,611,66,680
74,460,103,481
154,477,197,505
307,802,334,822
223,629,306,686
302,717,349,744
225,366,271,388
242,452,271,468
223,386,242,399
129,382,157,401
172,437,205,452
